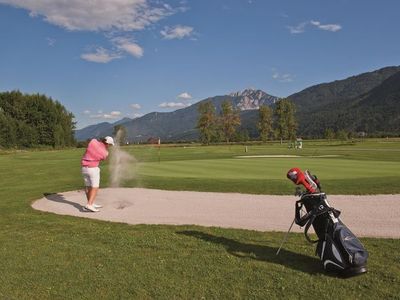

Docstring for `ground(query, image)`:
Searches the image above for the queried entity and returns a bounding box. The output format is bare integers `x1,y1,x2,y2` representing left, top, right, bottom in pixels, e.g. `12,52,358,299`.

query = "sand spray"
109,129,136,187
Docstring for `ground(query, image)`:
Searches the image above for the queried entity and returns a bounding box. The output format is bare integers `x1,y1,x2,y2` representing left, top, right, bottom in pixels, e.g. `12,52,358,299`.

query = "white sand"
32,188,400,238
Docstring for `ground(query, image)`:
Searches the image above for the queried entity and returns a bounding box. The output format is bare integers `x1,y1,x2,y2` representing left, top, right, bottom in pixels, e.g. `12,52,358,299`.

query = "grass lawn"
0,139,399,299
130,139,400,194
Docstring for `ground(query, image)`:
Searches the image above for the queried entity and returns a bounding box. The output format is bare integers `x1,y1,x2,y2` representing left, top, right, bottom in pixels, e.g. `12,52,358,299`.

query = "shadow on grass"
178,230,323,275
43,192,87,212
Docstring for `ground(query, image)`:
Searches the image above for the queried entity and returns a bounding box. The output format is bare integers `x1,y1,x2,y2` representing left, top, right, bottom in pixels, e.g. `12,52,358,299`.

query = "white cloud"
82,37,144,63
1,0,188,62
310,20,342,32
161,25,193,39
46,37,55,46
130,103,141,109
1,0,174,32
272,72,294,83
81,47,121,63
90,110,122,119
112,37,144,58
119,41,143,57
82,110,91,115
177,92,192,100
288,20,342,34
287,22,307,34
158,102,188,108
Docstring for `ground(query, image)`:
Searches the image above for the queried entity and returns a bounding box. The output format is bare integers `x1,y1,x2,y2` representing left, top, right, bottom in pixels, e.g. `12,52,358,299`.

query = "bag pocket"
316,234,347,272
335,222,369,267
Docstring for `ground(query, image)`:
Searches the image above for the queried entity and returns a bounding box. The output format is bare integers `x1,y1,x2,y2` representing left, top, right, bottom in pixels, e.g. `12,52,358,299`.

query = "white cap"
104,136,115,146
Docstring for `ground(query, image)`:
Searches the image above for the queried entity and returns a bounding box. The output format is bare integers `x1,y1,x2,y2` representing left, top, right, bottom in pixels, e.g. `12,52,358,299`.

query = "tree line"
197,98,297,144
0,91,76,148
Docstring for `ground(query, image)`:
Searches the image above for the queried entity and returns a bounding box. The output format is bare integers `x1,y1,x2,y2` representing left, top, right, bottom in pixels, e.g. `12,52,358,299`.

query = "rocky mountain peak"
229,88,262,98
229,88,279,110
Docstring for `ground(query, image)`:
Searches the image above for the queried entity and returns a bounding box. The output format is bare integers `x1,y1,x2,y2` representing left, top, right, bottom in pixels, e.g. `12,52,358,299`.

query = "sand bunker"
32,188,400,238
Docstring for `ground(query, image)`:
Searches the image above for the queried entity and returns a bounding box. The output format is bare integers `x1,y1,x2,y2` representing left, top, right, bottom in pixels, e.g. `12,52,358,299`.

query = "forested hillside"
288,66,400,114
298,70,400,137
289,66,400,137
0,91,76,148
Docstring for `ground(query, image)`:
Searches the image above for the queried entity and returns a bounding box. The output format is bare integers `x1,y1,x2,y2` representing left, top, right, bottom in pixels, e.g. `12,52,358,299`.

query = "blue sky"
0,0,399,129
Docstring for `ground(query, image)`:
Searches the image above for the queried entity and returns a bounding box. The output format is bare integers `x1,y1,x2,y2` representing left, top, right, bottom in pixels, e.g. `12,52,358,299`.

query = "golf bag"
287,168,368,277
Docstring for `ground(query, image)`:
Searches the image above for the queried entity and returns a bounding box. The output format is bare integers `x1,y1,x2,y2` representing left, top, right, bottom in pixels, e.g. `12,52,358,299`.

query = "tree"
233,129,250,142
0,91,76,148
274,98,297,143
274,100,288,143
336,129,348,141
219,100,241,143
257,105,273,142
286,101,297,141
0,113,16,148
324,128,335,143
197,101,217,145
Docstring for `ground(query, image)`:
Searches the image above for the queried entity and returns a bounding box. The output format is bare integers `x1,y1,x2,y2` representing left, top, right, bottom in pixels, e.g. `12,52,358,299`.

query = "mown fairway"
0,139,399,299
132,139,400,194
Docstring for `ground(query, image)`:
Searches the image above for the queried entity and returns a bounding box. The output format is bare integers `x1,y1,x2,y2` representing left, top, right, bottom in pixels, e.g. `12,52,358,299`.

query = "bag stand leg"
276,218,295,256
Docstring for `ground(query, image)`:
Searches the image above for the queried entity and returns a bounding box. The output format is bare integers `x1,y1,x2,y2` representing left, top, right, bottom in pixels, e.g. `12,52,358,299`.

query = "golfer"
81,136,114,212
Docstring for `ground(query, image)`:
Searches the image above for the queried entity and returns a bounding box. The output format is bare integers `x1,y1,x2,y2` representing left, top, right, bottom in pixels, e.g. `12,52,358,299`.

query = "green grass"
126,139,400,194
0,139,400,299
137,157,400,194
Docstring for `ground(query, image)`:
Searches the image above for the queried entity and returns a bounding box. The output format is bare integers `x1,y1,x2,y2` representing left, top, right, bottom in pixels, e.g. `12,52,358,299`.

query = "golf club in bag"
285,167,368,277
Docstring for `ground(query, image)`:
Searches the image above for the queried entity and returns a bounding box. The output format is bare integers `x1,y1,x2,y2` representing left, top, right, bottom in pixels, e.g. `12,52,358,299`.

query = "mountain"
75,89,279,141
229,88,279,110
241,66,400,138
74,122,114,141
75,66,400,141
74,117,132,141
354,70,400,133
288,66,400,115
113,117,132,126
297,69,400,136
289,66,400,137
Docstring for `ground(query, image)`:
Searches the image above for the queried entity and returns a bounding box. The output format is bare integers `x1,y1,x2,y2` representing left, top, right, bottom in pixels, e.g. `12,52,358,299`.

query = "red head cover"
287,167,318,193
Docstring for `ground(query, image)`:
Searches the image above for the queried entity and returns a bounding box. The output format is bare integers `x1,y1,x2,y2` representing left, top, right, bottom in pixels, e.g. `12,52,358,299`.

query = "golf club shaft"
276,218,295,255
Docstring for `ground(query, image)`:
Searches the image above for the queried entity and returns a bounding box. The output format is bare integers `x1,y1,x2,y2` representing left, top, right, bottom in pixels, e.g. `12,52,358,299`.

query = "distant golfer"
81,136,114,212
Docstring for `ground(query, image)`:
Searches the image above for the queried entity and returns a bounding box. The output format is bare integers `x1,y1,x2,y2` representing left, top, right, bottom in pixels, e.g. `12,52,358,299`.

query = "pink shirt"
81,139,109,167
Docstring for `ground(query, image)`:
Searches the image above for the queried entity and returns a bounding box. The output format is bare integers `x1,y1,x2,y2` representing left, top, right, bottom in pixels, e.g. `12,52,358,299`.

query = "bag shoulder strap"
296,199,339,243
